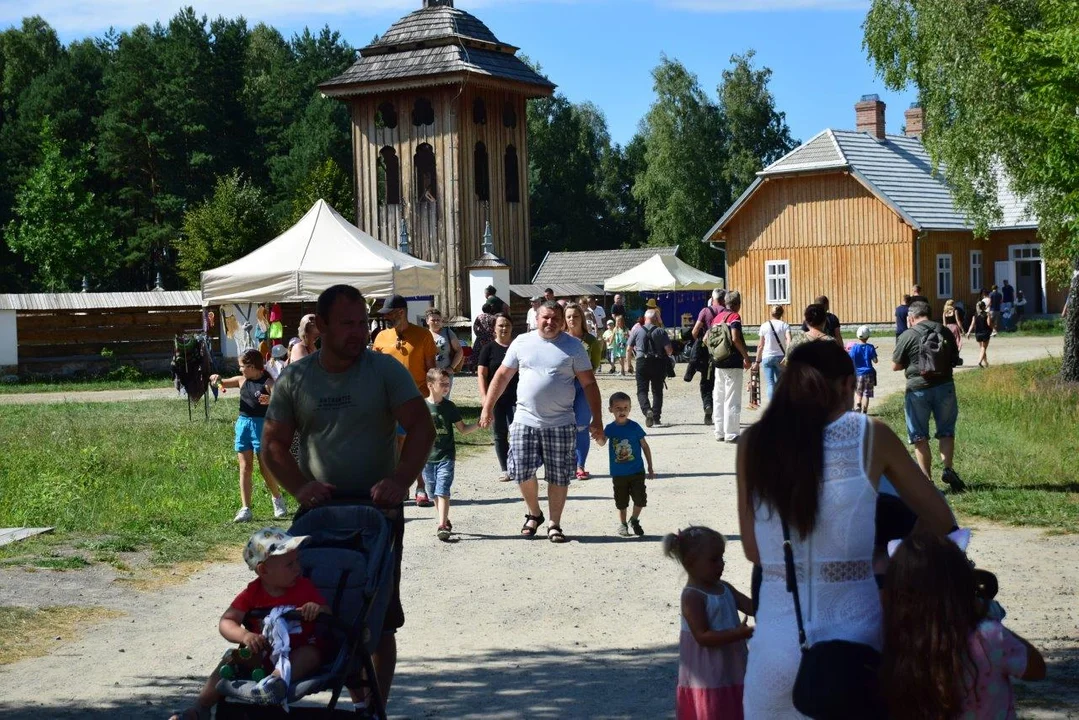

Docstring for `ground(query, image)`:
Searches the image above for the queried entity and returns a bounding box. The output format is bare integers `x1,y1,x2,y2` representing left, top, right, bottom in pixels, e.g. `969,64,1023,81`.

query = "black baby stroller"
215,504,396,719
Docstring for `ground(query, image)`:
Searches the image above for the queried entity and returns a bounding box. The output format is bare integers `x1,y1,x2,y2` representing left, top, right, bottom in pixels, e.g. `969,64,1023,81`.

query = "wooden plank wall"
723,173,913,325
350,85,531,319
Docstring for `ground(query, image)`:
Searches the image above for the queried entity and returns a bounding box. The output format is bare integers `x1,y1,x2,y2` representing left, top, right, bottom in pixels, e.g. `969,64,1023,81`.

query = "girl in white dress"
736,340,956,718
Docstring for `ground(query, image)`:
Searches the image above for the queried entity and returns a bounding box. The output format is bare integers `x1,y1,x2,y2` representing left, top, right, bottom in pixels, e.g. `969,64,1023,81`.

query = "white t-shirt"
526,307,538,331
503,331,592,428
758,320,790,358
593,306,606,325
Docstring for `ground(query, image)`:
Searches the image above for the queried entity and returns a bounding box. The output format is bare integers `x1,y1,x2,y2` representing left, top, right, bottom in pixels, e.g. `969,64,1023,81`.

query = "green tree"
864,0,1079,381
174,172,275,288
718,50,797,206
6,118,113,290
599,134,649,250
290,157,355,224
634,56,726,273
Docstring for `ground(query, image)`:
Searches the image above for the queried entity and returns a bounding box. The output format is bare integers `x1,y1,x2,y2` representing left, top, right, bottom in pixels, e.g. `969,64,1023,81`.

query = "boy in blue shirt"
599,392,654,537
849,325,878,414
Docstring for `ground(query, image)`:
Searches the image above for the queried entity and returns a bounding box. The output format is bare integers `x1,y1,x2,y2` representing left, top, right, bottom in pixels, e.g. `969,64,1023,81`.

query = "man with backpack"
706,290,752,443
892,300,966,492
627,309,673,427
688,288,726,425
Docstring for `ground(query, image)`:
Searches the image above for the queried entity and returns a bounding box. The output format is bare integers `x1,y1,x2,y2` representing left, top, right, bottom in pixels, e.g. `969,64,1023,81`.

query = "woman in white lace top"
736,340,955,718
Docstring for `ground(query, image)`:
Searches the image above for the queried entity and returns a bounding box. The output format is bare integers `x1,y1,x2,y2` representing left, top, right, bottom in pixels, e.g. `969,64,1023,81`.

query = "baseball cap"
243,527,309,571
271,344,288,359
857,325,871,340
530,295,543,302
606,319,615,326
378,295,408,314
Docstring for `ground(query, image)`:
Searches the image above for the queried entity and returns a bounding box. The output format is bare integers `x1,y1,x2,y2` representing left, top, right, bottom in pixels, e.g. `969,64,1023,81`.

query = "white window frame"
936,253,953,299
970,250,983,294
765,260,790,305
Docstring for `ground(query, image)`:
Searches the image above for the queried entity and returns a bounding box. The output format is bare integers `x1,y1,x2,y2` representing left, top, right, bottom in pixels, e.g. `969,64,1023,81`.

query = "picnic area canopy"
602,253,723,292
200,199,442,305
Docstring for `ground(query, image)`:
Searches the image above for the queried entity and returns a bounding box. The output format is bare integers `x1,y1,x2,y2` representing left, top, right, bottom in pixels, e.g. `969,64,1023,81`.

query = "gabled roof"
532,247,679,286
705,129,1037,241
0,291,201,311
320,4,554,98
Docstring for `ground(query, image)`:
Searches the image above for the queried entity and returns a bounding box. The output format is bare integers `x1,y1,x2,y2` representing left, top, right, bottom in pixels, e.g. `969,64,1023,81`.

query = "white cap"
243,527,309,571
856,325,871,340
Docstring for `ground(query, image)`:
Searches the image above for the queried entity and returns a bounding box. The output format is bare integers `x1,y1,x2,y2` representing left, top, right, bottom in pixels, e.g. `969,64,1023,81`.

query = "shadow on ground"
1015,645,1079,717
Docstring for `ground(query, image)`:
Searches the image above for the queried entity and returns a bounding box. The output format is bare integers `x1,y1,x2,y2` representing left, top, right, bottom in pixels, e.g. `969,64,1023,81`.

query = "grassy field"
875,358,1079,532
0,398,492,568
0,375,172,394
0,606,123,665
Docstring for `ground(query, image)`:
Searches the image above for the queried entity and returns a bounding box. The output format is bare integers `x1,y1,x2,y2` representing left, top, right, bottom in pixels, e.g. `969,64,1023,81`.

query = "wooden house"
320,0,554,317
704,96,1066,325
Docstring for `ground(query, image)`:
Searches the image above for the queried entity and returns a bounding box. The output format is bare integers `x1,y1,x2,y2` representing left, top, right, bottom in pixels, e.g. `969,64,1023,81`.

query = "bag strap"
768,320,785,353
780,517,809,651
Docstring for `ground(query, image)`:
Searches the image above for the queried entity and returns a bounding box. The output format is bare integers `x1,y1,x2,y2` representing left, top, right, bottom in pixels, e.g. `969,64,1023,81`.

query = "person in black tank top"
211,349,290,523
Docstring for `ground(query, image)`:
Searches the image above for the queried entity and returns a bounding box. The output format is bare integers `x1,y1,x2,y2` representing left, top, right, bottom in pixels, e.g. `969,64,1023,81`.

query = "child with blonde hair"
424,368,478,540
664,526,753,719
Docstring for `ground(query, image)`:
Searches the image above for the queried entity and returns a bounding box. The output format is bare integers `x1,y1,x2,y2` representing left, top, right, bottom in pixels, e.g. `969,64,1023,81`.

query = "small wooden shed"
704,97,1066,325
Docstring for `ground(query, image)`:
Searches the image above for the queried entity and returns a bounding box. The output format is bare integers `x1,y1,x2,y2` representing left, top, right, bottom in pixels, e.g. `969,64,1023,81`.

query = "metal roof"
466,251,510,269
705,128,1038,240
532,246,679,286
0,291,202,311
509,283,605,299
320,4,554,98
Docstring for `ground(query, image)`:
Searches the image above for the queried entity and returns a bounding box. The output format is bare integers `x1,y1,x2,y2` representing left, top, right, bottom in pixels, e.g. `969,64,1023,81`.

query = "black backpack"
915,324,956,380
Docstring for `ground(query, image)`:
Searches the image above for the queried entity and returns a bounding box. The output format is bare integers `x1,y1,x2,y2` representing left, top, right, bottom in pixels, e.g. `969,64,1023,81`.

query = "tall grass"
0,398,491,565
876,358,1079,531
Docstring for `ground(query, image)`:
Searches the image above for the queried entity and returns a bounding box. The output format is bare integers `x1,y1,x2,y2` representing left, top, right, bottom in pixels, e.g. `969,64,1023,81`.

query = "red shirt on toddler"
231,576,327,648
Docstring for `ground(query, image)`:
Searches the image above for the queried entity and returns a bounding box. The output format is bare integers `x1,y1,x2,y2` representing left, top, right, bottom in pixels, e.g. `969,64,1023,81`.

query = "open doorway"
1016,260,1043,313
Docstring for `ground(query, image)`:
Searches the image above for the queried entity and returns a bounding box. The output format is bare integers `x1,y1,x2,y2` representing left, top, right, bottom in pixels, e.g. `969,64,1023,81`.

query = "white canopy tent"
603,253,723,292
200,199,442,304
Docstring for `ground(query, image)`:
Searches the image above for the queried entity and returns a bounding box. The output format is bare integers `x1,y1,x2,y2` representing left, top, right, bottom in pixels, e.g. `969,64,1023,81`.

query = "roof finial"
482,221,494,255
422,0,454,7
399,218,411,256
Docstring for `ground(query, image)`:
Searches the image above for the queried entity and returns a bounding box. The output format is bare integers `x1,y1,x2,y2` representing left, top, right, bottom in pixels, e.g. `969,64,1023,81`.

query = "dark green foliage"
290,158,355,225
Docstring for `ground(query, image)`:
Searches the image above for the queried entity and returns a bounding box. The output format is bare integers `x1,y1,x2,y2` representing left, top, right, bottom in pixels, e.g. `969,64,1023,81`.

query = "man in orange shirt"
374,295,437,505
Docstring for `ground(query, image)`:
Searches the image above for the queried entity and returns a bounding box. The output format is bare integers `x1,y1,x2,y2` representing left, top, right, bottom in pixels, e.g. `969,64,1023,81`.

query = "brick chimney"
904,103,924,138
855,94,886,140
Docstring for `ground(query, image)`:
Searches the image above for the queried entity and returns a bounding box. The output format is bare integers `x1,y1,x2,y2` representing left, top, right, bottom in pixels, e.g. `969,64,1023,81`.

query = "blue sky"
10,0,918,147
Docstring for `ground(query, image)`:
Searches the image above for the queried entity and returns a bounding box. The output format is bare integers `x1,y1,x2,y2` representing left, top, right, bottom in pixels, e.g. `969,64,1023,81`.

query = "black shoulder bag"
782,518,886,719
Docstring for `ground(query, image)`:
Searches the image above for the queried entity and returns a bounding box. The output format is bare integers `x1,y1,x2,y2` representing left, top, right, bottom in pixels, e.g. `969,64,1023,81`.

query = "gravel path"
0,335,1074,718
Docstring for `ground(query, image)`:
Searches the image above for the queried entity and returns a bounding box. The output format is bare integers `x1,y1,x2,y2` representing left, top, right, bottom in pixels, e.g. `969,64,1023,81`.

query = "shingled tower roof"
320,0,555,98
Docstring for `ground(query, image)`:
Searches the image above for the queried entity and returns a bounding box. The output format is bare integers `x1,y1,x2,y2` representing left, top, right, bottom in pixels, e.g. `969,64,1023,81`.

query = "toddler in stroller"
170,505,396,719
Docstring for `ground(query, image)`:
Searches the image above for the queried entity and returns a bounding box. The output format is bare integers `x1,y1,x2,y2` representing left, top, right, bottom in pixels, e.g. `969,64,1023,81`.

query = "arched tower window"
473,97,487,125
415,143,437,203
504,145,520,203
502,101,517,128
376,102,398,129
379,146,400,205
412,98,435,127
474,142,490,202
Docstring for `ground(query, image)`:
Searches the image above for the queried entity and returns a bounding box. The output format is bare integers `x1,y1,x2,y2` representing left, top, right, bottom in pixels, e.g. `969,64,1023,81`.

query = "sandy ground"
0,335,1075,719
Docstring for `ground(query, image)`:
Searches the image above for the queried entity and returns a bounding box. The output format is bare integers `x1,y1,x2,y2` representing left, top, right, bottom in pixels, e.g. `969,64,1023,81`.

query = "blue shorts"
235,415,265,453
904,382,958,444
422,459,455,498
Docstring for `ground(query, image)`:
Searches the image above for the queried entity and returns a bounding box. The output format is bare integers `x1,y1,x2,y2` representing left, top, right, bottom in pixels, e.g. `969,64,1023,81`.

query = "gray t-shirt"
266,350,421,498
502,331,592,429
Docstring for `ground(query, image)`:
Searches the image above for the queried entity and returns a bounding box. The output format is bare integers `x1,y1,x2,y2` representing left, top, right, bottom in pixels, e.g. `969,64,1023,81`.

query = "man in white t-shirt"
526,296,542,331
480,301,604,543
592,298,606,328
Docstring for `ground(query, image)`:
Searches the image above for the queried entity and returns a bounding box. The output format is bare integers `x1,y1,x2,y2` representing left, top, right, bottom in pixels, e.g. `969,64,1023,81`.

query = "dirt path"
0,335,1074,718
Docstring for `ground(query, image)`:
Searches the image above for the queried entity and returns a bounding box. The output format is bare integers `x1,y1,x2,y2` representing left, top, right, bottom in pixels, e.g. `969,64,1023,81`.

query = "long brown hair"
742,340,853,536
881,532,981,719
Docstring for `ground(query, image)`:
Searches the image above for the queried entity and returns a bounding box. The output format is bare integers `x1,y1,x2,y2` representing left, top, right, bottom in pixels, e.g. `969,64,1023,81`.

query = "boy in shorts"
849,325,878,414
424,368,478,541
599,392,654,537
168,528,329,720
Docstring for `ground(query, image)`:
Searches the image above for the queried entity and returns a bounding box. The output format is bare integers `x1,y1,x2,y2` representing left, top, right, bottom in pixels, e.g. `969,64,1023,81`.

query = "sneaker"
233,506,252,523
645,410,654,428
436,524,452,541
652,421,665,428
629,518,644,537
415,492,434,508
272,496,289,519
704,411,712,425
942,467,967,493
251,675,287,705
616,522,631,537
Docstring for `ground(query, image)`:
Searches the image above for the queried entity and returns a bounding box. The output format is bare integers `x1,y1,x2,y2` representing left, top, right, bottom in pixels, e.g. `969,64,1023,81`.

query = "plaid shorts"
507,423,576,486
856,374,875,398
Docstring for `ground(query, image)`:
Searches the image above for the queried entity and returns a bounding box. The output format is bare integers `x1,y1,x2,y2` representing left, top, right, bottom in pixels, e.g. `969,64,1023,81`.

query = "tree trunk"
1063,260,1079,384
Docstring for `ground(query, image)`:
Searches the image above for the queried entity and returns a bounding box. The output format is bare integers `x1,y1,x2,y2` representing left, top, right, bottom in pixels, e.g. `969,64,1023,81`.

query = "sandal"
437,524,452,542
547,525,567,544
575,469,590,480
521,512,545,537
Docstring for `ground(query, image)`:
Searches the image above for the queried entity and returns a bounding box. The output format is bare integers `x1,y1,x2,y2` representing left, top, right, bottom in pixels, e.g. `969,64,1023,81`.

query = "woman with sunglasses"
565,302,604,479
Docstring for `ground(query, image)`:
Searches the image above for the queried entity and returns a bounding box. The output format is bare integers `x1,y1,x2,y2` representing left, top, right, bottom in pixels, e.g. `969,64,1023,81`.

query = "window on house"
937,254,953,299
412,98,435,127
415,143,437,203
474,142,490,202
765,260,790,304
970,250,983,293
473,98,486,125
504,145,520,203
376,102,398,129
379,147,400,205
502,101,517,128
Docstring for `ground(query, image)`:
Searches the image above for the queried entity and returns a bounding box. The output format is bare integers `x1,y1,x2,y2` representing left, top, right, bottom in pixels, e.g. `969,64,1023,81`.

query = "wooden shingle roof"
320,2,555,98
532,247,679,286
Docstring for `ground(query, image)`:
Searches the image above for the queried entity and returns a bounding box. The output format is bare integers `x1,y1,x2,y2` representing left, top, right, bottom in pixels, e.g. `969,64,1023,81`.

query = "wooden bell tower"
320,0,555,317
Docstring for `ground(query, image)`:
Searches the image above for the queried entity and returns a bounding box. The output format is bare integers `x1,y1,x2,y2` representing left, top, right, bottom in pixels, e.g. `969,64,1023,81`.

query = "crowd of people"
172,282,1047,720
